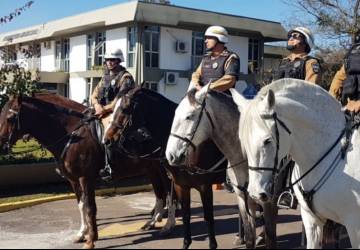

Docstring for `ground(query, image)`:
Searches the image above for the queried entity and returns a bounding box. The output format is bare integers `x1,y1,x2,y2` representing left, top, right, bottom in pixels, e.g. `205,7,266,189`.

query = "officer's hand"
345,100,360,113
94,104,105,116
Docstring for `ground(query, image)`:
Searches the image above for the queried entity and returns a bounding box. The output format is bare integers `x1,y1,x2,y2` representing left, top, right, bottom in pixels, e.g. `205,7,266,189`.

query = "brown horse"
0,93,173,249
104,88,258,249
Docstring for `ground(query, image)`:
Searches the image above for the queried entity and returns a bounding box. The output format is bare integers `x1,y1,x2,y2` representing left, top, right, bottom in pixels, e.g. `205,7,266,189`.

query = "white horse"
166,84,278,248
231,78,360,248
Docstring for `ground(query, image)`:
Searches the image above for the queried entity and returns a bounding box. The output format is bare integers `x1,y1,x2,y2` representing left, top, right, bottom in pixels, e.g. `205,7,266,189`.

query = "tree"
0,1,35,25
0,64,39,109
283,0,360,47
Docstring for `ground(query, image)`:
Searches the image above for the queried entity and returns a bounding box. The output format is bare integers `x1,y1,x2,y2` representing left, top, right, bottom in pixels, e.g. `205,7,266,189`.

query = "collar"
286,53,308,62
205,48,230,58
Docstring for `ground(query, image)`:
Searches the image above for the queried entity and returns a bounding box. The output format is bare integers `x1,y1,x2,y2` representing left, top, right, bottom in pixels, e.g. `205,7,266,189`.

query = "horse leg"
199,185,218,249
262,201,278,249
142,165,167,231
344,217,360,248
176,185,192,249
301,207,324,249
233,215,245,246
160,183,177,236
236,195,256,248
79,178,98,249
70,180,88,244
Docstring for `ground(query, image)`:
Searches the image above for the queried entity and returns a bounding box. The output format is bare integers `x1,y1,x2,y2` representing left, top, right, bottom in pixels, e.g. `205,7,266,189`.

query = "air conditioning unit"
43,41,52,50
165,72,179,85
176,41,188,53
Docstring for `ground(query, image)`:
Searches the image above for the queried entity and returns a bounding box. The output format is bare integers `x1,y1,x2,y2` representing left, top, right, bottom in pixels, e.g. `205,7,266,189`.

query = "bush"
0,139,54,166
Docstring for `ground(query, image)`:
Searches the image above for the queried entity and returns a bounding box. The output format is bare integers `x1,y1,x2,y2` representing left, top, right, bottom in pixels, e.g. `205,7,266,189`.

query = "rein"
249,111,346,209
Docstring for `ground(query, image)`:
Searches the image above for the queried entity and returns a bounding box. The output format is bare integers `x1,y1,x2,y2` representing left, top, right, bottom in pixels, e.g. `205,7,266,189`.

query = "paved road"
0,190,304,249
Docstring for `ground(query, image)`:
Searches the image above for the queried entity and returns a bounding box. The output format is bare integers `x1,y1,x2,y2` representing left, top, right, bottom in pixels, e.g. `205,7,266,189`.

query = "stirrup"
99,164,113,182
277,190,298,209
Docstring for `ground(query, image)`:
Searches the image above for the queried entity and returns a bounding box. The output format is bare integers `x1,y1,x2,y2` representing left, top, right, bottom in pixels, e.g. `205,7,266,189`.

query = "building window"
192,31,204,70
87,32,106,70
143,81,158,92
144,26,160,68
55,39,70,72
128,26,137,68
248,39,260,74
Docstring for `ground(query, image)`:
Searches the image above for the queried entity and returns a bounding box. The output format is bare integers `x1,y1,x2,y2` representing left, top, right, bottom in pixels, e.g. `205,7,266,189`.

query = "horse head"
0,95,23,154
103,87,150,147
166,84,215,167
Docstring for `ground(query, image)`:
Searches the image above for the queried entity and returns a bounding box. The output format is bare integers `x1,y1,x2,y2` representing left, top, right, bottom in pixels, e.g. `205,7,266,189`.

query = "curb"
0,184,153,213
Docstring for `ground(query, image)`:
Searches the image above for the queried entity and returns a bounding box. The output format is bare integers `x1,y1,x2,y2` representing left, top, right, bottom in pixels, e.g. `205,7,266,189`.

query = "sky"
0,0,291,34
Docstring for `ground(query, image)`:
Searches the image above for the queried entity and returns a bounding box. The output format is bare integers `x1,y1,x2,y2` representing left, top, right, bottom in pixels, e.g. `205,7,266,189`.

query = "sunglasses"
288,33,303,40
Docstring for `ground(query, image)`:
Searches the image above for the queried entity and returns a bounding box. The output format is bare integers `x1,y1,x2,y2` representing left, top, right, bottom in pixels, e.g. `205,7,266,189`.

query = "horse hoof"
141,223,155,231
255,235,265,246
233,236,245,246
73,235,86,244
159,227,174,237
82,242,95,249
183,240,192,249
209,242,218,249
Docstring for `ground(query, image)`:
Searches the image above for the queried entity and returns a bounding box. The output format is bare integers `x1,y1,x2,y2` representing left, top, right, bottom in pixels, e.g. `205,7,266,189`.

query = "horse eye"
264,138,272,146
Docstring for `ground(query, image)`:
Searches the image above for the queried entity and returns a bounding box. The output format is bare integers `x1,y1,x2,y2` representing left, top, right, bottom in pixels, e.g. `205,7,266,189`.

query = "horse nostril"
259,193,269,203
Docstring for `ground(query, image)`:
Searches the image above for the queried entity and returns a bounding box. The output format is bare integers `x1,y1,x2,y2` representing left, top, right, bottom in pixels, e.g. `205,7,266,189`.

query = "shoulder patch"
312,63,320,74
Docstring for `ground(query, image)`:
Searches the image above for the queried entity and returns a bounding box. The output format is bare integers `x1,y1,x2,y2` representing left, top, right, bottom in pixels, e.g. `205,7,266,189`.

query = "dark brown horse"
0,93,173,249
104,88,257,249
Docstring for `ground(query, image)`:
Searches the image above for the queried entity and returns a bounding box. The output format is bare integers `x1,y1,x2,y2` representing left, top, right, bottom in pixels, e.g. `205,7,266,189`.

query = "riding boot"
99,145,114,182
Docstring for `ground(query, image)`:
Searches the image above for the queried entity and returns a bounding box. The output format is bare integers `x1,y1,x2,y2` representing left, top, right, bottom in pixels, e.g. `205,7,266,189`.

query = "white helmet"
288,27,315,51
205,26,229,44
104,48,124,62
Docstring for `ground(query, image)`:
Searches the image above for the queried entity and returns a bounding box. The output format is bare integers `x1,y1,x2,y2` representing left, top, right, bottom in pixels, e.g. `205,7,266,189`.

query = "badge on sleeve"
312,63,320,74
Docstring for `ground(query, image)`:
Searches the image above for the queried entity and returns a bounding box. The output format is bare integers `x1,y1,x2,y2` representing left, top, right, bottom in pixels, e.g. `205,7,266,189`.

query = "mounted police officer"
91,48,136,180
190,26,240,94
329,31,360,113
273,27,322,84
273,27,323,211
190,26,240,194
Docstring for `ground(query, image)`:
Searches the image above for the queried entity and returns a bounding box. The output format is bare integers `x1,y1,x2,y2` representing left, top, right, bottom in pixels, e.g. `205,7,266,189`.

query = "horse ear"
195,83,211,103
265,90,275,109
230,88,249,113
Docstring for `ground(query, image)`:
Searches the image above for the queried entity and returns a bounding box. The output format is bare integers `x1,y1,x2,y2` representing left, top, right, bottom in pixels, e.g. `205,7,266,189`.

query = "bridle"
108,97,163,160
247,113,292,175
170,94,215,153
0,108,22,151
248,111,345,203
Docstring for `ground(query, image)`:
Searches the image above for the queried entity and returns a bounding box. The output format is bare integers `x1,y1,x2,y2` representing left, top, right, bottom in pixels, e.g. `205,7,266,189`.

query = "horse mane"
239,78,343,156
33,92,86,112
187,88,238,112
128,87,178,107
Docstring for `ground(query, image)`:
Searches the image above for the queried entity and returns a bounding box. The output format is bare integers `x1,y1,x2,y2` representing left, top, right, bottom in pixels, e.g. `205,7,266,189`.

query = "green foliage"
0,139,54,165
0,64,40,109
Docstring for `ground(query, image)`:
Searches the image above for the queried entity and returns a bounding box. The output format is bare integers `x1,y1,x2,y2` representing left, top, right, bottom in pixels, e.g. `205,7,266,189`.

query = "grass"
0,139,54,165
0,193,64,204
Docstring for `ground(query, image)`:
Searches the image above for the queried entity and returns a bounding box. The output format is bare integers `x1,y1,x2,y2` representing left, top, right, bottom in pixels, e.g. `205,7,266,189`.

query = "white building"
0,0,287,104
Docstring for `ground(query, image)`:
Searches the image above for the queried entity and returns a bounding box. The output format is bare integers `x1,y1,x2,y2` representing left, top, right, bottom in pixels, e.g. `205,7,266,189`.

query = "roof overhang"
0,1,287,47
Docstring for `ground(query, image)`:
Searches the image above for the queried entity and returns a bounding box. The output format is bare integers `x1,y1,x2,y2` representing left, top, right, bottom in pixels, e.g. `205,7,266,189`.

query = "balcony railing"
55,58,70,72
